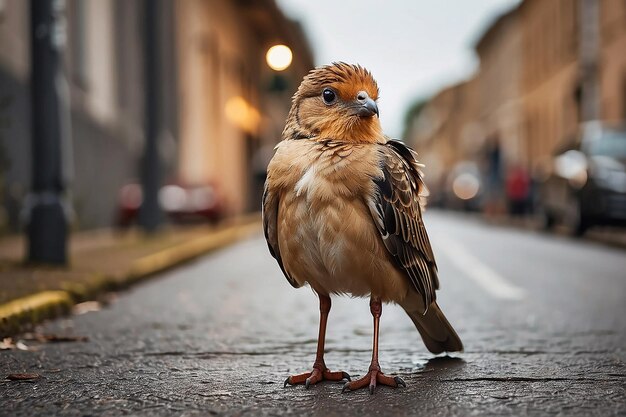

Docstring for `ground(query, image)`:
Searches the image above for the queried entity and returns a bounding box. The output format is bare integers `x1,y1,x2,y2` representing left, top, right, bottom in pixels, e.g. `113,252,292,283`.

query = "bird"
263,62,463,394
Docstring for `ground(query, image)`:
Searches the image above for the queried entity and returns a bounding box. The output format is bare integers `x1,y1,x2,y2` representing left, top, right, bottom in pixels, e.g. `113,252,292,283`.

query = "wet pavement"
1,211,625,416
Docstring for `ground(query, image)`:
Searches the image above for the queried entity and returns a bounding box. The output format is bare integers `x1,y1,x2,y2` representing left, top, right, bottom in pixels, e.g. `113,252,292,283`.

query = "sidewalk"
447,210,626,249
0,215,261,337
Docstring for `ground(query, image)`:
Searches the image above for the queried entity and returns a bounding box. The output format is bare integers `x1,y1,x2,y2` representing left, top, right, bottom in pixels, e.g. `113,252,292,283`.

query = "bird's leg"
284,294,350,388
342,298,406,394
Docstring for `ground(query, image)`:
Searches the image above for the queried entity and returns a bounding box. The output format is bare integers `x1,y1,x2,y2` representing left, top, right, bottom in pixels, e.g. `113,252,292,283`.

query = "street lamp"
266,44,292,71
26,0,70,264
138,0,163,233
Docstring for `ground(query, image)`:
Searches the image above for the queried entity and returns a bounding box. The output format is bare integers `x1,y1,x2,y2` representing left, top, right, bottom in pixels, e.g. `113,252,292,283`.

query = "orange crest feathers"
295,62,379,102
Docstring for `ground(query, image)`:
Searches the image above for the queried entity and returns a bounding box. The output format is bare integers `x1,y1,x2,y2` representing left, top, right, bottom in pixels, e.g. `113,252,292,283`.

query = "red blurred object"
506,165,531,216
116,181,226,227
506,166,530,201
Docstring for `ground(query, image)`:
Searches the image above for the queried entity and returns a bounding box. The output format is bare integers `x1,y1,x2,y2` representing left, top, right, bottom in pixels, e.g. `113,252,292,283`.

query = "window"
68,0,88,88
0,0,6,22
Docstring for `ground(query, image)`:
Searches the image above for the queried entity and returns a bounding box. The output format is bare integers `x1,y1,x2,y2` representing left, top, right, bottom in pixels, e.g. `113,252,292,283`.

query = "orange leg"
284,294,350,388
342,298,406,394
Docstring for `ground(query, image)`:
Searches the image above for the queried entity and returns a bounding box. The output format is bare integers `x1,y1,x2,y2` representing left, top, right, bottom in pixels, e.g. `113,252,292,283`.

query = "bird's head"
284,62,383,144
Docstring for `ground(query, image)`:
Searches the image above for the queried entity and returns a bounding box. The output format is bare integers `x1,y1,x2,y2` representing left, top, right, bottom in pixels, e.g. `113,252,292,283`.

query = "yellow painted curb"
0,290,73,336
0,290,72,318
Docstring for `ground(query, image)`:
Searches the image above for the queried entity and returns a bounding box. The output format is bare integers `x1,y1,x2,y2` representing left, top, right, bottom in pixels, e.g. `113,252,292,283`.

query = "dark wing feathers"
369,140,439,309
262,183,299,288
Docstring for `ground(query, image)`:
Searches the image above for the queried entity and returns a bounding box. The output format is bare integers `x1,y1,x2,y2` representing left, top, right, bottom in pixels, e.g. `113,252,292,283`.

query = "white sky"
276,0,520,138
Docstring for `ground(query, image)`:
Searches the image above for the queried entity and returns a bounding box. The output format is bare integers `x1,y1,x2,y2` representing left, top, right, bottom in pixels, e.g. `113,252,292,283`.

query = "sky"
276,0,520,138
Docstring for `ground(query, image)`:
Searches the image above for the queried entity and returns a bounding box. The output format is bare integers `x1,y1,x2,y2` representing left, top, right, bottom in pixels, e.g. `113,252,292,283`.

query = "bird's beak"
356,97,379,118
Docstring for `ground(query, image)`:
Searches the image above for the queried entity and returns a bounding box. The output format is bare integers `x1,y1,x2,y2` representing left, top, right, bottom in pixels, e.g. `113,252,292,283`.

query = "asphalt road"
1,211,625,416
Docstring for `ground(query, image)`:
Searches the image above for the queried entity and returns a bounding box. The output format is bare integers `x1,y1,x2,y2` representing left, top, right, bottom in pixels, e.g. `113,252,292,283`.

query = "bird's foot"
284,364,350,389
341,365,405,394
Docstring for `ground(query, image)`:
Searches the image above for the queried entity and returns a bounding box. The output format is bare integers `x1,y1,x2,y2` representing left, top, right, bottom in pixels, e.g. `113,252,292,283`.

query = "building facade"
599,0,626,122
0,0,178,232
406,0,626,200
0,0,312,233
475,8,523,167
174,0,313,214
519,0,580,167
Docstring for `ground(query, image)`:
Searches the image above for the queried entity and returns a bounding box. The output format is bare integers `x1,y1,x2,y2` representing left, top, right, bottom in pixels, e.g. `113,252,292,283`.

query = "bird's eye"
322,88,336,104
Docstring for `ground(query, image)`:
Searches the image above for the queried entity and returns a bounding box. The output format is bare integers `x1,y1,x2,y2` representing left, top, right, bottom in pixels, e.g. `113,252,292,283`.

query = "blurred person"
505,164,531,216
482,134,505,217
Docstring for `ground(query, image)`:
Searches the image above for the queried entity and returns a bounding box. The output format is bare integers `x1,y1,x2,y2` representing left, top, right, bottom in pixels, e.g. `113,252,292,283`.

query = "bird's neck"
283,120,384,144
321,119,384,144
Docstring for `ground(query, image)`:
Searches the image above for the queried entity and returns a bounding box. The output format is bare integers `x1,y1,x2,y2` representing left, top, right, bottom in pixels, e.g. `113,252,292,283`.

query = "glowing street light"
266,44,292,71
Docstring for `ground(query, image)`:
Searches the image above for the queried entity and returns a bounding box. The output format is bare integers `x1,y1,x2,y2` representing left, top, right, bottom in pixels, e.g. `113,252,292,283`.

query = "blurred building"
0,0,313,234
406,0,626,204
476,7,522,168
408,79,478,202
175,0,313,214
599,0,626,123
519,0,581,167
0,0,179,232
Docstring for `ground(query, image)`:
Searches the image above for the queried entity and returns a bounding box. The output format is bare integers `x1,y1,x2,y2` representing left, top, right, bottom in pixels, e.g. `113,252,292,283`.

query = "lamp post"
26,0,69,264
138,0,163,233
578,0,600,121
266,44,292,93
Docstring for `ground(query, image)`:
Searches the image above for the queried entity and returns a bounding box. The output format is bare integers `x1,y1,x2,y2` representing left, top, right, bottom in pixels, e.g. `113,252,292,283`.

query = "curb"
0,218,261,338
0,291,74,337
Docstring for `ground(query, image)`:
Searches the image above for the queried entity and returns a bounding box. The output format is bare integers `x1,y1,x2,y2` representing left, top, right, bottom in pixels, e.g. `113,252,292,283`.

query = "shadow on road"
422,355,466,371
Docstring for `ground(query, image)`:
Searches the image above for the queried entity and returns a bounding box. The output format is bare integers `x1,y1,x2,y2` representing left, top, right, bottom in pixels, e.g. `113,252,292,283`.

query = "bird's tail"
401,301,463,354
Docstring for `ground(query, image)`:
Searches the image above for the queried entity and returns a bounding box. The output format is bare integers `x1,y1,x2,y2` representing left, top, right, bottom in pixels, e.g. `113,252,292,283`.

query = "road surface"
1,211,625,416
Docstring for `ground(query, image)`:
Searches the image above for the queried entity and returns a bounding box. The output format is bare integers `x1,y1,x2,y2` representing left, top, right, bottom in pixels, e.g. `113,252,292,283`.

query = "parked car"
116,181,227,228
536,122,626,235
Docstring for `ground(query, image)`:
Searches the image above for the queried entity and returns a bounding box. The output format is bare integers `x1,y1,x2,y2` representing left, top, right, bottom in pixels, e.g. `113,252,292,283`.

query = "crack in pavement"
437,376,625,382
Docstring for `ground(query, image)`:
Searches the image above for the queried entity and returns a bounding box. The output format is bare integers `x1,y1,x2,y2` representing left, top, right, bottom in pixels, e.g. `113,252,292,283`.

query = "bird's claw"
284,367,350,388
342,369,405,394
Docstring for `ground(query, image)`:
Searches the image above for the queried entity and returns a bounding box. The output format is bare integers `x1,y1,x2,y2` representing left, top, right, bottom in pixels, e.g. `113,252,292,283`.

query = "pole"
26,0,69,264
138,0,162,232
579,0,600,121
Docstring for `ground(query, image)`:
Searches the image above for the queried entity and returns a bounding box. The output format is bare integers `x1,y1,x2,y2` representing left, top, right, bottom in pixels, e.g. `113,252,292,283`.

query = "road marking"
436,236,526,300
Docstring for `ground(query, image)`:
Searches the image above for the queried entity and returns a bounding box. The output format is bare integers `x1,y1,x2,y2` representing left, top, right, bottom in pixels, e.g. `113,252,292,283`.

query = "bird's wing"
262,183,299,288
367,140,439,309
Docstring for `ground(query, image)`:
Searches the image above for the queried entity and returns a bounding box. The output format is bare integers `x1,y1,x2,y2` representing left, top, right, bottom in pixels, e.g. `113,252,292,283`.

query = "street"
1,211,625,416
